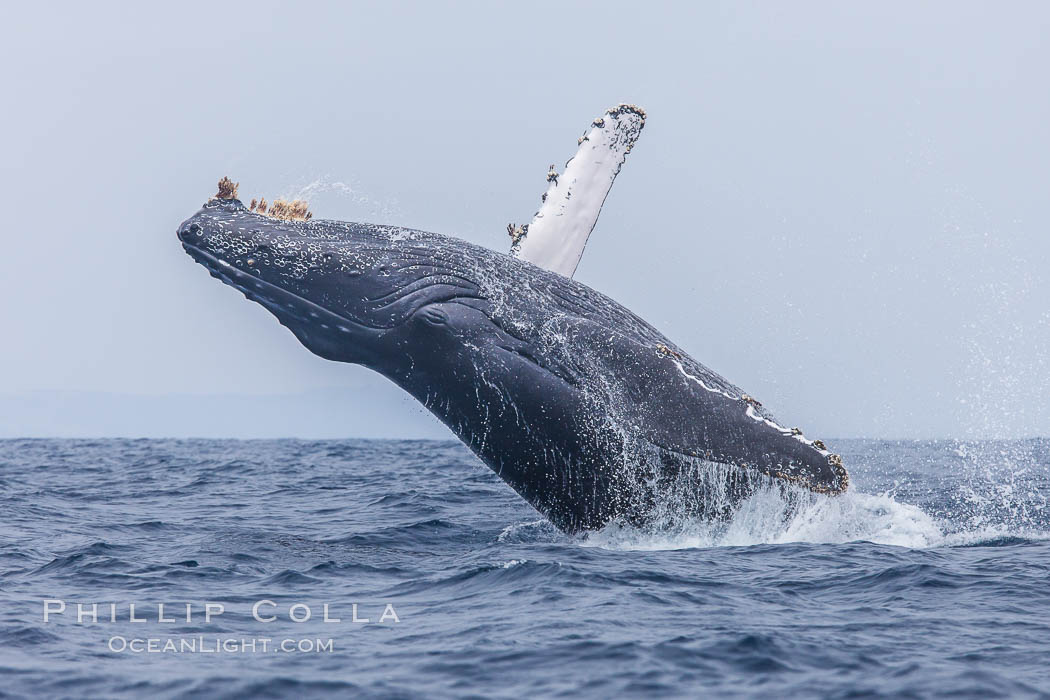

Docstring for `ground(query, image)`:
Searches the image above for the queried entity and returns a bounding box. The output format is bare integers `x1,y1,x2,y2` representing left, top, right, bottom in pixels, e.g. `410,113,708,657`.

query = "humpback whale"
177,144,848,532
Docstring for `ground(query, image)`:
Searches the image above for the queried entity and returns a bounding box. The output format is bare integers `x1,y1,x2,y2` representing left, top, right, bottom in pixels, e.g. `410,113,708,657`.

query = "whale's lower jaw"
182,242,372,333
181,241,390,366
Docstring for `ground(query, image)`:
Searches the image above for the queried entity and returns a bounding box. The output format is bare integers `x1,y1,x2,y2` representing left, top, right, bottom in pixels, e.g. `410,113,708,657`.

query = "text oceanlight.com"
108,636,335,654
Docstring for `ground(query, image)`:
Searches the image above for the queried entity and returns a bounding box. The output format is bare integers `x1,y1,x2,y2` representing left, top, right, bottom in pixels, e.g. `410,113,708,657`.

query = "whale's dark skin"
178,197,848,533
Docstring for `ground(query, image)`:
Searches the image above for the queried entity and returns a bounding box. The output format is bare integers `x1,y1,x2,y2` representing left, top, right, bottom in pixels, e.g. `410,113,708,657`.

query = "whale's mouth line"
181,242,380,333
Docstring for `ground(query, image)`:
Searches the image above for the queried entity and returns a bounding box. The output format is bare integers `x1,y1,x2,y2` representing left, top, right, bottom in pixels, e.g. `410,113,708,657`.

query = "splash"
577,438,1050,552
940,439,1050,536
282,176,403,222
583,486,942,551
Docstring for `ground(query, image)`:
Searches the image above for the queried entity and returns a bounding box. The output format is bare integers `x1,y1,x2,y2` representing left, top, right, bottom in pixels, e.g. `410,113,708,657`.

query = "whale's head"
177,194,493,372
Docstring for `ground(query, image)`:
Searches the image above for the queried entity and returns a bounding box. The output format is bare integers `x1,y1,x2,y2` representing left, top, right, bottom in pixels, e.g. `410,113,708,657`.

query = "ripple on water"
0,437,1047,698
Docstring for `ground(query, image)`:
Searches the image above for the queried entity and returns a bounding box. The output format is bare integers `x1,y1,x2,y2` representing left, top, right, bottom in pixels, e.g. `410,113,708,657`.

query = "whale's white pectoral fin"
510,104,645,277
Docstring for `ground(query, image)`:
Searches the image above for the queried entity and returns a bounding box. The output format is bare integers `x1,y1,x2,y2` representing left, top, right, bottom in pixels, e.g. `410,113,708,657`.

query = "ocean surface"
1,438,1048,698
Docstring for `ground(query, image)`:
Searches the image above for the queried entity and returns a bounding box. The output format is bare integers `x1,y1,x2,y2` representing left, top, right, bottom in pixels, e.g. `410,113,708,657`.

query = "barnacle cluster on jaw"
256,198,313,221
546,164,559,184
812,439,826,451
213,176,239,200
211,177,313,221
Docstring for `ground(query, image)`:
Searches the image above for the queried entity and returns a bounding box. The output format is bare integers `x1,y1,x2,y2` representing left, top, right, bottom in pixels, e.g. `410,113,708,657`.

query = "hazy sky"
2,2,1048,439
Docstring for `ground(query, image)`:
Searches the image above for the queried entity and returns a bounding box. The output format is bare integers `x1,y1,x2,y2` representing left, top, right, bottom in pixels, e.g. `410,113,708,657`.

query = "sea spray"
583,486,942,551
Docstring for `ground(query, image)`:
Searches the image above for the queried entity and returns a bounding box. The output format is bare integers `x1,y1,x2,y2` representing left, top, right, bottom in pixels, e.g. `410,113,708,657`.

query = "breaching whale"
177,122,848,533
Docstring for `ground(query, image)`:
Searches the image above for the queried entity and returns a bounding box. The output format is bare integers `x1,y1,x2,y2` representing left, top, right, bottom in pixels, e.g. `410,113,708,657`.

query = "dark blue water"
1,438,1048,698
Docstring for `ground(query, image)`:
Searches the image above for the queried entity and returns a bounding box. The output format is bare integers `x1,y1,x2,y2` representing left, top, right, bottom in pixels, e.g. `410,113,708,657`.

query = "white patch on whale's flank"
666,354,740,402
745,405,829,454
665,350,830,455
511,104,646,277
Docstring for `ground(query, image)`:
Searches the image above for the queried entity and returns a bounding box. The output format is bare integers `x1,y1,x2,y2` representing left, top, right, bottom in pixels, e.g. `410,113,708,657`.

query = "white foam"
497,518,553,543
582,487,946,551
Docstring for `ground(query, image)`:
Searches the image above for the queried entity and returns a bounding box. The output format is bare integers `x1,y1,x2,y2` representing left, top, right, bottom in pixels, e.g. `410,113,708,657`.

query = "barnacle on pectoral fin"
759,452,849,496
213,176,239,200
655,343,682,360
741,393,762,408
827,454,849,493
507,223,527,248
606,103,647,119
783,452,848,496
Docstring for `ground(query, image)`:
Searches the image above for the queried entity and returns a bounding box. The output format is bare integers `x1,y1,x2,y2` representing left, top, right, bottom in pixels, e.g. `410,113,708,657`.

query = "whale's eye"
188,223,202,235
419,306,449,326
